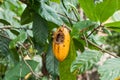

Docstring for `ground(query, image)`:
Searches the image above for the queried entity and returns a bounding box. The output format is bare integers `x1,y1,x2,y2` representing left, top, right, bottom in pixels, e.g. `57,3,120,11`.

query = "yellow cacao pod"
53,26,70,61
114,76,120,80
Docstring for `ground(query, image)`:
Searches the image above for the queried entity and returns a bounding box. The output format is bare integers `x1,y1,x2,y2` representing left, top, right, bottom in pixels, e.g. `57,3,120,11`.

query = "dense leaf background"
0,0,120,80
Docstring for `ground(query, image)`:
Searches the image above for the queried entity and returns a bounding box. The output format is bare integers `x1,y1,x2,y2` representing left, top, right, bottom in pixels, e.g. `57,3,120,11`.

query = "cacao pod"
53,25,70,61
114,76,120,80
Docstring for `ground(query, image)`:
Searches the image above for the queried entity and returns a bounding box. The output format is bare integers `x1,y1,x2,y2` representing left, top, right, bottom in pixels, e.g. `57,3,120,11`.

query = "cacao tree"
0,0,120,80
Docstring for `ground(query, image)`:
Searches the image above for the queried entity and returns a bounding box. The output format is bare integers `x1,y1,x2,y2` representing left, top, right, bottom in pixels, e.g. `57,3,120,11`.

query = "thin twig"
19,43,44,79
28,36,34,47
86,38,119,58
20,48,35,74
87,25,102,38
83,34,88,47
19,47,40,78
18,42,27,49
18,42,32,58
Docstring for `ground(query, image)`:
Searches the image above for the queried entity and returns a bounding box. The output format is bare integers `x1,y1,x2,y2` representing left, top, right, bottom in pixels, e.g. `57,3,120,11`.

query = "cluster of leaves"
0,0,120,80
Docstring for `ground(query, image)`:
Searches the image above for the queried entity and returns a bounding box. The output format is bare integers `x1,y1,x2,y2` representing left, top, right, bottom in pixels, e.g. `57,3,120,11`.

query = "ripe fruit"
53,25,70,61
114,76,120,80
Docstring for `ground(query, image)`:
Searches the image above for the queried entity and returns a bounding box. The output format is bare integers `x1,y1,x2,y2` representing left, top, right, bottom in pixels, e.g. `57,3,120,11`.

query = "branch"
19,46,40,79
87,38,119,58
87,25,102,38
83,34,88,47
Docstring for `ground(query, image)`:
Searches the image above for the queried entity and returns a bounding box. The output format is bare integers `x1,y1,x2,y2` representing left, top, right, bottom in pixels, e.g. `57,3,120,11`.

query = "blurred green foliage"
106,32,120,56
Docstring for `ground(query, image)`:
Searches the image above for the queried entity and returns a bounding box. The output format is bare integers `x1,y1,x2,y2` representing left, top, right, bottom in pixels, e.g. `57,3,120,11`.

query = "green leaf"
105,21,120,27
1,0,25,16
21,7,33,25
59,39,76,80
4,60,38,80
73,38,85,52
79,0,118,22
0,77,2,80
50,0,60,3
71,20,97,38
95,0,117,22
104,21,120,32
0,8,21,28
33,42,45,55
9,31,27,49
91,35,106,45
87,39,101,50
0,32,10,57
47,21,58,31
117,1,120,10
32,14,48,45
88,42,100,50
31,0,63,25
98,58,120,80
39,2,63,25
46,43,59,77
79,0,97,21
10,29,19,36
105,27,120,32
9,31,27,62
0,63,7,77
71,49,102,74
0,19,11,25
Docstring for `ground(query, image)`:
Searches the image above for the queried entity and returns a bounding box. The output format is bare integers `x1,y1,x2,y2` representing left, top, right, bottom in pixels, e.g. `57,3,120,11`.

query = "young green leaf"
50,0,60,3
9,31,27,62
95,0,117,23
59,39,76,80
104,21,120,32
79,0,97,21
71,20,97,38
9,31,27,49
98,58,120,80
71,49,102,74
117,1,120,10
79,0,118,23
